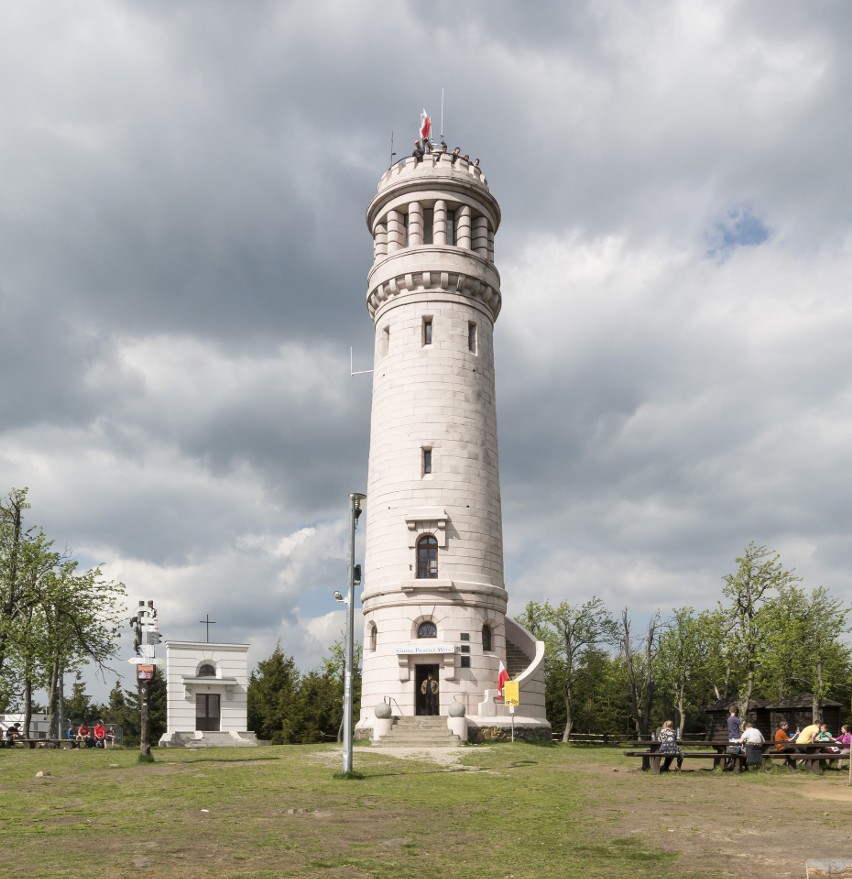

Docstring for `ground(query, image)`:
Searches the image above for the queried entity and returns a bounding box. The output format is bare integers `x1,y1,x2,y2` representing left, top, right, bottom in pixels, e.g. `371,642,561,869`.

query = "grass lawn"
2,742,849,879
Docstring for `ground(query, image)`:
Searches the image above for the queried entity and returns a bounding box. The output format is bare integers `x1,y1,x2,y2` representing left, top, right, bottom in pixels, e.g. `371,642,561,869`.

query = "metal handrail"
384,695,404,716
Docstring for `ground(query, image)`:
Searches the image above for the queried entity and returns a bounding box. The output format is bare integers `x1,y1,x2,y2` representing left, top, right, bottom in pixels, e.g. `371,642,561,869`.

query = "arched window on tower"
416,534,438,579
418,621,437,638
482,624,493,652
197,663,216,677
368,622,378,652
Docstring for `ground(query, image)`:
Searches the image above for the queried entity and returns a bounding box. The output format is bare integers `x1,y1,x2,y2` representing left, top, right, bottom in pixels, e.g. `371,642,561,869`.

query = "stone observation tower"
356,146,550,742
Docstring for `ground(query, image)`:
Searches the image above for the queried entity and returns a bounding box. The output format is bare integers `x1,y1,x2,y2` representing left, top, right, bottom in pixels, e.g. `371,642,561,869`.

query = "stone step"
373,734,462,748
184,732,256,748
392,717,450,728
372,716,462,748
506,639,531,678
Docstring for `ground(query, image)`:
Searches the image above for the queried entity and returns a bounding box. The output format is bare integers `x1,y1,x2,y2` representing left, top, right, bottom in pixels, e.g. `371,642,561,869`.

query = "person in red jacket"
93,720,106,749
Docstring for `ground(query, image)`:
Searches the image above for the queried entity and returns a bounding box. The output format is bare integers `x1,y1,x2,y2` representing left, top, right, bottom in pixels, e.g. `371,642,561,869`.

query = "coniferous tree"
122,668,166,745
247,643,300,743
64,671,94,724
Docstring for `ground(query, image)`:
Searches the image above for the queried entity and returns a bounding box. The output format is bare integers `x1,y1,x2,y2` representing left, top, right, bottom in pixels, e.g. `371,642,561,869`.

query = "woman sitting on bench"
658,720,683,771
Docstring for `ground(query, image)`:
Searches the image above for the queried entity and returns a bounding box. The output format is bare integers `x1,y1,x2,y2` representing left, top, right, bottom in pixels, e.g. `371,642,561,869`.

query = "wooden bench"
6,738,75,750
623,749,745,774
763,751,844,775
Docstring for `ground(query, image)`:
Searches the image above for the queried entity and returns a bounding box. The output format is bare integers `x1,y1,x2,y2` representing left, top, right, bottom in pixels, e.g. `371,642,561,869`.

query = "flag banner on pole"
497,660,509,698
420,109,431,142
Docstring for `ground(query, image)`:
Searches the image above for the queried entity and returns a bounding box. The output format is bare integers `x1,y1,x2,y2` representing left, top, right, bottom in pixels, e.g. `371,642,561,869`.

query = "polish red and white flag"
419,109,431,142
497,660,509,698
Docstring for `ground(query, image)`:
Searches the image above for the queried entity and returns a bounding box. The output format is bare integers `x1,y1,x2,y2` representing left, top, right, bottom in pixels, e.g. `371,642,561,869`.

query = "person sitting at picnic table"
814,722,842,755
834,725,851,768
66,723,77,748
658,719,683,771
5,723,22,745
93,720,106,749
76,721,91,747
774,721,797,770
105,725,117,748
795,722,821,749
737,721,765,770
738,720,764,745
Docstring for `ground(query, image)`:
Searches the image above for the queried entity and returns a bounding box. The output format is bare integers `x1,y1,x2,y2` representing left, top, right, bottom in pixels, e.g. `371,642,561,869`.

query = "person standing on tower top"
419,109,432,153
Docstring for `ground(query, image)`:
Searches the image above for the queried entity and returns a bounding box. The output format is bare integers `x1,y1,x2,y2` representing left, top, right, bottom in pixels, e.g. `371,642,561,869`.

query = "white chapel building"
356,146,550,743
159,641,257,747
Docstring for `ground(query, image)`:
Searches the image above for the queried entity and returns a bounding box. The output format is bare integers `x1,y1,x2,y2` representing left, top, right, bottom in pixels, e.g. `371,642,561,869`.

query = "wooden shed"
704,694,843,740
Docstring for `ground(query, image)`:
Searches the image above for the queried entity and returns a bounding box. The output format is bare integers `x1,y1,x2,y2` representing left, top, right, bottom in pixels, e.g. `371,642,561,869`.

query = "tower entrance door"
415,664,440,716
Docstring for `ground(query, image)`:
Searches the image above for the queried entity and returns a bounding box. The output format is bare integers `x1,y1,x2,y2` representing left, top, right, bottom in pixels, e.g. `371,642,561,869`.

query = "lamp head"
333,591,345,602
350,492,366,521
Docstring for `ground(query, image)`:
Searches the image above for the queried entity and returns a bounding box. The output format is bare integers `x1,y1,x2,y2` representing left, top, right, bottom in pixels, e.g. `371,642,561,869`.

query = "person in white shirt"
737,721,766,769
739,721,765,745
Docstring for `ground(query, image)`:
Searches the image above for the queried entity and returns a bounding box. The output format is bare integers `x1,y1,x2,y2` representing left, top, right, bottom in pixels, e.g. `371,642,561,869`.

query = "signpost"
503,681,520,743
129,600,159,761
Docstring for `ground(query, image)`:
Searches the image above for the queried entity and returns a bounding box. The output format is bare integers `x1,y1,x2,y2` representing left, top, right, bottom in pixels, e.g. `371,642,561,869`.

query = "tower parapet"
366,156,501,321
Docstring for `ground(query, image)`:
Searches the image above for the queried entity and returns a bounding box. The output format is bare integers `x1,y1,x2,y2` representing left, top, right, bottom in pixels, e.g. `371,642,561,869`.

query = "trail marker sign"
503,680,519,706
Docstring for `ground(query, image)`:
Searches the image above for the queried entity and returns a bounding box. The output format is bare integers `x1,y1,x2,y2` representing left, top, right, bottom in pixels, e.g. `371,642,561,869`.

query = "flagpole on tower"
440,87,445,143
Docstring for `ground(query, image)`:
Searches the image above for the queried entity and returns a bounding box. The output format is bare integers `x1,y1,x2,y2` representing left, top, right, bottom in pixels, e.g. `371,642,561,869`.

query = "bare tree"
619,609,660,738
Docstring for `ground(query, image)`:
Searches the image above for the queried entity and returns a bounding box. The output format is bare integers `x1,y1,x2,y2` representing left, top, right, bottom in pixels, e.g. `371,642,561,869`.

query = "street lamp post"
342,492,366,776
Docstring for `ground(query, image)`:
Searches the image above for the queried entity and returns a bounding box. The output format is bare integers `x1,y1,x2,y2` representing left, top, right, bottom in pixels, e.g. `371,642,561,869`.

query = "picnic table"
624,739,841,775
624,739,745,773
763,741,843,774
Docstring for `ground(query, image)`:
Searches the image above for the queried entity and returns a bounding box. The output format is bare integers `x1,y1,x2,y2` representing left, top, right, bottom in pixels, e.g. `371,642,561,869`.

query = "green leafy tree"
656,607,722,735
0,487,126,734
758,584,851,720
517,602,566,729
720,543,800,715
0,488,57,710
519,598,618,742
570,648,629,734
320,637,361,743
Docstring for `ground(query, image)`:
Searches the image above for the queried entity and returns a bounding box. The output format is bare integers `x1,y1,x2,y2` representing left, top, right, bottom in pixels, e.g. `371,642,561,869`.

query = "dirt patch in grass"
575,757,852,878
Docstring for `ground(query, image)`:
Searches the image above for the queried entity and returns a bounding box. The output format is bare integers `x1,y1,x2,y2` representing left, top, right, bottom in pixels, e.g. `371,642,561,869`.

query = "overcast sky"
3,1,851,701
